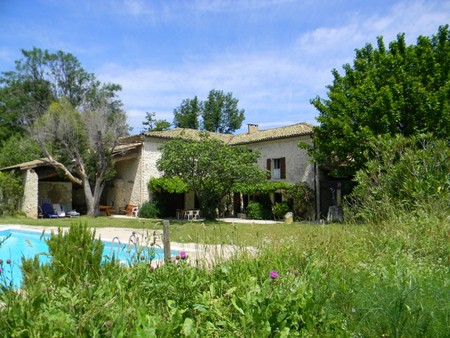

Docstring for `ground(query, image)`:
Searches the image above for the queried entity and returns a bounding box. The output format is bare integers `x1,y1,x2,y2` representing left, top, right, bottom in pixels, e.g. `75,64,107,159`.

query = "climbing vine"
148,177,189,194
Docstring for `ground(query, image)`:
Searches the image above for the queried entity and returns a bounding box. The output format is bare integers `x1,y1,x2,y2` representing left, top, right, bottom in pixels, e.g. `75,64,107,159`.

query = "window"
273,158,281,179
267,157,286,179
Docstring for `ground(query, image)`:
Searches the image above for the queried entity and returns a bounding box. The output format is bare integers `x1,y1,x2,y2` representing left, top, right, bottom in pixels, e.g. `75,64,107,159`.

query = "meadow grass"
0,215,359,247
0,210,448,337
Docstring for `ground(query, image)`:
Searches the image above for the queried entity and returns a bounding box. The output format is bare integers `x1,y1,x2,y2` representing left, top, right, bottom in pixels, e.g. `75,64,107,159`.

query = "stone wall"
21,169,39,218
109,157,139,212
247,135,314,186
184,191,196,210
105,140,164,211
138,139,165,204
38,181,72,213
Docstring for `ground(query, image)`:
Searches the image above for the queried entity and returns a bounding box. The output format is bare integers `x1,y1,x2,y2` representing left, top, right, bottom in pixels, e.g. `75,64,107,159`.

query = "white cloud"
32,0,450,134
99,49,326,129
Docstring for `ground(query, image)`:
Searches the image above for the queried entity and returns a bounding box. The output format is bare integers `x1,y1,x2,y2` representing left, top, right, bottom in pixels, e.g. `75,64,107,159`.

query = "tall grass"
1,205,448,337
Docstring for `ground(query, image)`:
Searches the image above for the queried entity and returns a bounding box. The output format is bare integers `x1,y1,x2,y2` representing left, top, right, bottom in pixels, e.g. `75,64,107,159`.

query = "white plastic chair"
184,210,194,220
192,210,200,220
131,206,139,218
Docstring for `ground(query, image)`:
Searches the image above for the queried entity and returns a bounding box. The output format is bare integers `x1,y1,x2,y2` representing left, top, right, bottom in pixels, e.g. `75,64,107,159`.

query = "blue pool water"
0,229,173,288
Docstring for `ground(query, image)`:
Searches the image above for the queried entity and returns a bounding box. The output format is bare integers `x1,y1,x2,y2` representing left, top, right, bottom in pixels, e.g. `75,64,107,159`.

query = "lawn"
0,215,350,247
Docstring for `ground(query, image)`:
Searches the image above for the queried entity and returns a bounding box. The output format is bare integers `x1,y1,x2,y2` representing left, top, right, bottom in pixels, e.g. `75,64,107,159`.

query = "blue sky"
1,0,449,134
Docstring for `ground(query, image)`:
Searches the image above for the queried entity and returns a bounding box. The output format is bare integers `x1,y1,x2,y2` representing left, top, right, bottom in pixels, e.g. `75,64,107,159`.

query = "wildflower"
180,251,187,260
269,270,279,279
6,259,11,265
0,267,2,274
0,259,3,265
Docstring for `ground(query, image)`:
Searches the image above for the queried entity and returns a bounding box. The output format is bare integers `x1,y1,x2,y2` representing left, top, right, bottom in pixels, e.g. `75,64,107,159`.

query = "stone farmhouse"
2,122,347,219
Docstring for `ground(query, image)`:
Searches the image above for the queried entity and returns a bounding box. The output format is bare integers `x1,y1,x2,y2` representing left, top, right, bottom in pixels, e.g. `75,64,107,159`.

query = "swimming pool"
0,229,173,288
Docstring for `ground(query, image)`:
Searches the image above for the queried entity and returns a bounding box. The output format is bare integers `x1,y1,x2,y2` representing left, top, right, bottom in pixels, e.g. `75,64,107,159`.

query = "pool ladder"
110,236,122,263
126,232,142,263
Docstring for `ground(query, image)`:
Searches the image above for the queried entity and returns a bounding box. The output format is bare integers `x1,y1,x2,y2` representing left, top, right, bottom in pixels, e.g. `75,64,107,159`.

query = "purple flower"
180,251,187,260
0,267,2,274
269,270,279,279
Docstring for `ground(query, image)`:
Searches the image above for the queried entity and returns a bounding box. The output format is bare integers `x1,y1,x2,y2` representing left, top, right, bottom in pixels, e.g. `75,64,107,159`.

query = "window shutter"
280,157,286,179
266,159,271,179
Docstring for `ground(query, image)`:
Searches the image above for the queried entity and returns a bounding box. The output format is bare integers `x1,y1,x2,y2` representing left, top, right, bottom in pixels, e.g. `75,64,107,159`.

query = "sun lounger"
53,204,66,218
42,202,58,218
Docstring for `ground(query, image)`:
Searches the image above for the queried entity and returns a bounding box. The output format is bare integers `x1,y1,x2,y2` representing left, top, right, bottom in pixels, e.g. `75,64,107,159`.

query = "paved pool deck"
0,223,258,268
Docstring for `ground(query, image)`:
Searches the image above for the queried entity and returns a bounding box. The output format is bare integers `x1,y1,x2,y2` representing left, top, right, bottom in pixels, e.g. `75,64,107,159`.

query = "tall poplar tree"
172,90,245,134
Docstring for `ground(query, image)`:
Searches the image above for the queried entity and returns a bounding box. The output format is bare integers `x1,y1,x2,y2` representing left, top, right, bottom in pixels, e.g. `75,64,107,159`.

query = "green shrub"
0,171,23,216
347,134,450,223
22,221,105,287
138,200,159,218
246,197,272,220
286,182,315,220
272,201,291,220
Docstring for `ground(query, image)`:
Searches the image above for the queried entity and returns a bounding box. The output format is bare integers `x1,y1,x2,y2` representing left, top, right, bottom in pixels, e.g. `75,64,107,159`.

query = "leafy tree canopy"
232,181,292,195
0,48,98,141
142,112,171,132
0,133,43,168
148,176,189,194
307,25,450,177
157,134,266,219
0,48,129,216
0,171,23,216
173,90,245,134
173,96,201,130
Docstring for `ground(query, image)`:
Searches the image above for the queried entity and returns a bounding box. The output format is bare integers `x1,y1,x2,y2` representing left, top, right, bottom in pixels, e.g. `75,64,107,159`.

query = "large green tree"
0,48,96,139
142,112,171,132
157,134,266,219
202,89,245,133
0,48,129,216
0,134,42,168
172,90,245,133
307,25,450,177
173,96,201,129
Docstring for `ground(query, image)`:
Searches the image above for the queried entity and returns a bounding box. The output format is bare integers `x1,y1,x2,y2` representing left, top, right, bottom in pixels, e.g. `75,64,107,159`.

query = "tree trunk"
82,178,96,216
92,178,106,217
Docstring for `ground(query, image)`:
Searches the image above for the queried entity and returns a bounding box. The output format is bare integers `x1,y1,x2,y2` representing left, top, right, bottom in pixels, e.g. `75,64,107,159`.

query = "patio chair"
119,204,136,216
192,210,201,220
131,206,139,218
42,202,58,218
52,204,66,218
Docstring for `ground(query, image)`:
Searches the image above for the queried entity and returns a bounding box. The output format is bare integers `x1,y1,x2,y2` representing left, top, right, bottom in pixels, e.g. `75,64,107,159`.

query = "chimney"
248,124,259,134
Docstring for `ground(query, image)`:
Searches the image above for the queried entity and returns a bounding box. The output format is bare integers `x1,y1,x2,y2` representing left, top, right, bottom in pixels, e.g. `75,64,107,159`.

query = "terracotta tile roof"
230,123,313,145
0,159,49,171
144,122,313,145
118,135,143,144
113,142,142,154
144,128,234,144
